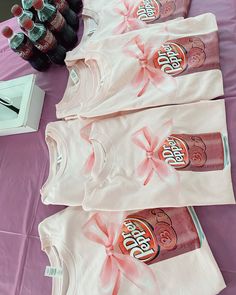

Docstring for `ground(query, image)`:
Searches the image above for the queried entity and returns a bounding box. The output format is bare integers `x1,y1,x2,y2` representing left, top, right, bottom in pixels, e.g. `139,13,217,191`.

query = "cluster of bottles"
1,0,83,71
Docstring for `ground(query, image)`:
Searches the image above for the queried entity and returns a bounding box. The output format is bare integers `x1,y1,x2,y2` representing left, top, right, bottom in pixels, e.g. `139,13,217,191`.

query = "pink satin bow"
80,123,95,173
132,121,179,185
124,35,175,97
114,0,147,34
83,212,159,295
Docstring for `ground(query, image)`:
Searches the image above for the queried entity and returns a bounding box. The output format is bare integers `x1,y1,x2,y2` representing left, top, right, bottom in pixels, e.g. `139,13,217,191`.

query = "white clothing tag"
88,28,97,35
87,17,97,36
44,266,63,277
70,69,80,84
57,154,62,164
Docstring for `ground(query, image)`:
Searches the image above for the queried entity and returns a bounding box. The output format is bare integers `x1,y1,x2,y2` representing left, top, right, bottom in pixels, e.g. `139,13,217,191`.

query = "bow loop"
124,35,176,97
132,121,179,185
132,126,159,152
83,213,159,295
114,0,147,34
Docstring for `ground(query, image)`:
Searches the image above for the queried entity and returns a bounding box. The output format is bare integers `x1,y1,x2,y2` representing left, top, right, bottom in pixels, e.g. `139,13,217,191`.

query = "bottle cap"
33,0,44,10
22,18,34,30
1,26,14,38
22,0,34,10
11,4,23,17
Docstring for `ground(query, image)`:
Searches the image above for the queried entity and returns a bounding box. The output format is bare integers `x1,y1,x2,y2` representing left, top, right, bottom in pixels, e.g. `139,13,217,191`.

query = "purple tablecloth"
0,0,236,293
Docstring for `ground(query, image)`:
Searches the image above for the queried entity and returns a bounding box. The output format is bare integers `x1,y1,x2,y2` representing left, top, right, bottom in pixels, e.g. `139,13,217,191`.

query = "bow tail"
148,67,166,86
100,257,121,295
152,158,180,187
137,158,155,185
115,253,159,295
143,168,154,186
84,151,95,173
112,270,121,295
137,77,150,97
152,158,171,179
132,67,145,88
132,68,152,97
137,158,151,176
148,66,177,92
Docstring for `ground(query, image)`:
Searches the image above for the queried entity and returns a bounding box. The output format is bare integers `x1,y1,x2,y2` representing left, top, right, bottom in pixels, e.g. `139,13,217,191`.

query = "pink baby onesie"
57,13,223,120
39,206,226,295
40,119,92,206
82,100,234,211
76,0,191,50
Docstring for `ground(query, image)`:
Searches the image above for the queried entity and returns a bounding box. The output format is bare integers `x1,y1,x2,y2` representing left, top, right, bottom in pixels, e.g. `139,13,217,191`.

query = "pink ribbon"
124,35,175,97
80,123,95,173
84,151,95,172
114,0,147,34
83,212,159,295
132,121,179,185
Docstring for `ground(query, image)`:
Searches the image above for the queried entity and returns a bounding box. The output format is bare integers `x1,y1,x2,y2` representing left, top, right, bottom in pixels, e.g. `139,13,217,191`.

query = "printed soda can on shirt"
159,0,176,18
133,0,179,23
134,0,162,23
118,207,201,265
158,133,225,171
153,32,220,76
153,41,187,75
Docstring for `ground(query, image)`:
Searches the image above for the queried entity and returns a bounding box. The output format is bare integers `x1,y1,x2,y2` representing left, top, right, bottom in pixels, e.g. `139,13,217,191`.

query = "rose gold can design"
133,0,189,24
158,132,225,172
117,207,202,265
153,32,220,76
134,0,162,23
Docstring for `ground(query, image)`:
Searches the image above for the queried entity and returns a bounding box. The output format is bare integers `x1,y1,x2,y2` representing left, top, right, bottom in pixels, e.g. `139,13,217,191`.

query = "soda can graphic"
118,207,203,265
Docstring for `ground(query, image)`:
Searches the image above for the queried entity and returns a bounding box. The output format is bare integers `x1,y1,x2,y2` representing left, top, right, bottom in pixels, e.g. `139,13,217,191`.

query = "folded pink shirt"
57,13,223,119
39,206,226,295
41,100,234,208
78,0,191,48
83,100,234,211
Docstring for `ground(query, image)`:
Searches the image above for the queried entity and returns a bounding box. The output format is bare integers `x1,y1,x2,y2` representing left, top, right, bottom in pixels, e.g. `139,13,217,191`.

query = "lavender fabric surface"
0,0,236,293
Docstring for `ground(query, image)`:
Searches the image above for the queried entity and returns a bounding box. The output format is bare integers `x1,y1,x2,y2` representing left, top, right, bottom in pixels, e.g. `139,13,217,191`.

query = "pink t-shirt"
58,13,223,120
83,100,234,211
41,100,234,208
78,0,191,49
39,206,226,295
